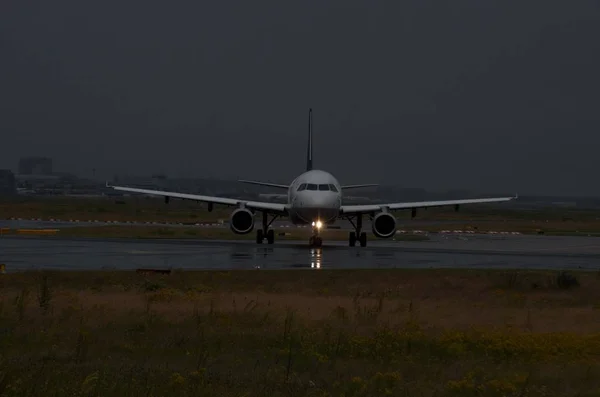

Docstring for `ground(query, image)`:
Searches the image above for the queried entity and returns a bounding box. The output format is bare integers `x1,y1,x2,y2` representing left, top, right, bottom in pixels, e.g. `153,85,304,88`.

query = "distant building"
113,175,168,191
0,170,16,195
18,156,53,175
14,174,60,193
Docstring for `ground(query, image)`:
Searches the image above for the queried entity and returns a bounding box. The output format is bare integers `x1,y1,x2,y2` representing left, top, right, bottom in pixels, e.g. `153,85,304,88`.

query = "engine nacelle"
229,208,254,234
372,212,397,238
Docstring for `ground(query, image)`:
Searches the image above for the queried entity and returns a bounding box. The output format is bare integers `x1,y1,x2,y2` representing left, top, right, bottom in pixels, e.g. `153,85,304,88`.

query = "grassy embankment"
2,196,600,238
1,269,599,396
1,197,431,241
0,224,429,242
52,226,433,241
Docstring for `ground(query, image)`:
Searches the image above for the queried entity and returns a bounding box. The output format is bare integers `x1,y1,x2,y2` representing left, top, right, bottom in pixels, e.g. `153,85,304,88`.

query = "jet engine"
372,212,397,238
229,208,255,234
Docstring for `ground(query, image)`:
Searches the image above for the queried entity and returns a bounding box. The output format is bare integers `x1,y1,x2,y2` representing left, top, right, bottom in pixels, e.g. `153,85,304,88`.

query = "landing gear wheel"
359,232,367,247
309,236,323,247
349,232,356,247
266,229,275,244
347,214,366,248
258,212,279,245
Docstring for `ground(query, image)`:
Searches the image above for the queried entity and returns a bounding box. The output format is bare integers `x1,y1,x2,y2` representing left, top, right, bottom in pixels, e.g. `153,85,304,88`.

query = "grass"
1,268,600,396
4,196,600,236
0,225,431,241
0,196,231,223
401,220,600,235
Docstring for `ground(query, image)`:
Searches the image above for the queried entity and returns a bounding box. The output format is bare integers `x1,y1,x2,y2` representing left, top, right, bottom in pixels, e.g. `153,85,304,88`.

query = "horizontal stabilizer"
238,180,289,189
340,184,379,189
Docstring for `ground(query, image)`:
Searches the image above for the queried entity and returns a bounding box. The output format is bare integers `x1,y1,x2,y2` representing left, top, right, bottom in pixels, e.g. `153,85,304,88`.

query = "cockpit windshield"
297,183,337,192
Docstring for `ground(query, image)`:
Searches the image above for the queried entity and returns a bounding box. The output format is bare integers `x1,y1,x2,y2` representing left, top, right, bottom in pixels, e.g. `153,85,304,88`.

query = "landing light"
312,221,323,229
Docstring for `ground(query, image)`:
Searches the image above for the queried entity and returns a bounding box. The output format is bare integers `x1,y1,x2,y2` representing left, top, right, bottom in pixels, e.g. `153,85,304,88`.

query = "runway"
1,233,600,272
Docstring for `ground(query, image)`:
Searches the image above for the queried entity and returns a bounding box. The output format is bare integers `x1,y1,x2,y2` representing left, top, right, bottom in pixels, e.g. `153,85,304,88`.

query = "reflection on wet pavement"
1,235,600,272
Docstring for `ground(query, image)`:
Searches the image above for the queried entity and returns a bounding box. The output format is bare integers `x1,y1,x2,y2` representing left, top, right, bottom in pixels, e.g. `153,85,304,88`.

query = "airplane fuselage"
107,108,517,249
287,169,342,225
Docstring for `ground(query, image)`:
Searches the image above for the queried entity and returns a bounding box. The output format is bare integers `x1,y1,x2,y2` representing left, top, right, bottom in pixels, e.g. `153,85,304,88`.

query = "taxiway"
1,233,599,272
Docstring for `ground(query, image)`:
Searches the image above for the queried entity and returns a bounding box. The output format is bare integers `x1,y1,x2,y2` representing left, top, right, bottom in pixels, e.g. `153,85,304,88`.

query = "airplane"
106,109,517,247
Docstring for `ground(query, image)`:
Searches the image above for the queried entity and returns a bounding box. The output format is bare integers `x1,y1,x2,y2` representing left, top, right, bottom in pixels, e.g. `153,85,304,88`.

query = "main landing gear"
256,212,278,244
309,221,323,248
347,214,367,247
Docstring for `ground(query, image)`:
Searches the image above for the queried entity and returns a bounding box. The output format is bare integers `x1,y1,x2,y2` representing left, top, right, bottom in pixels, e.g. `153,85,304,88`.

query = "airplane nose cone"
305,194,337,209
294,192,340,223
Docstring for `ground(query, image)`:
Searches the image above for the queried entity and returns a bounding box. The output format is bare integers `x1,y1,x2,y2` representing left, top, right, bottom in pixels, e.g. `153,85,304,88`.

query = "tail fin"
306,108,313,171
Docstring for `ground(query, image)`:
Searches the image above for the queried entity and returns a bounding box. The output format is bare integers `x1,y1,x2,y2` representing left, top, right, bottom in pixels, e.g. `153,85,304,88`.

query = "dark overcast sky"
1,0,599,195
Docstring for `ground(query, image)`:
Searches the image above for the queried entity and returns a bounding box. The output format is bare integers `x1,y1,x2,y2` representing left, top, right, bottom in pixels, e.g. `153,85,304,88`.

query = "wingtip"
105,181,111,188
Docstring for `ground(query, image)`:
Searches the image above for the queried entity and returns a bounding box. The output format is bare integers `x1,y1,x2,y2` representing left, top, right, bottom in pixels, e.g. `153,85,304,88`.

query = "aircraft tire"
359,232,367,247
349,232,356,247
256,229,264,244
267,229,275,244
309,236,322,247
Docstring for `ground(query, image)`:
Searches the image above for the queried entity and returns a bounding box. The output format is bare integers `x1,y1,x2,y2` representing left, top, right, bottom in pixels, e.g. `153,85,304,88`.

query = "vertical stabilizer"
306,108,313,171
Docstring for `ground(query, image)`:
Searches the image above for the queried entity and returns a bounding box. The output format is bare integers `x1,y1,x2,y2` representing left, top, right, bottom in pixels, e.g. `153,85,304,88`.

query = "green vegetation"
0,196,231,223
1,269,599,396
3,196,600,236
400,221,600,235
0,225,430,241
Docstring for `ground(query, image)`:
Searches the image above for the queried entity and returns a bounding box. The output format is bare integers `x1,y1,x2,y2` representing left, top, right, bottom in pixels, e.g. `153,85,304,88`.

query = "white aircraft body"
108,109,517,247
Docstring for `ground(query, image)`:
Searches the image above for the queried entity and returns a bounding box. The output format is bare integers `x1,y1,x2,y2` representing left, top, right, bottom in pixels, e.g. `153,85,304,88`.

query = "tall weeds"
0,269,598,396
36,272,52,314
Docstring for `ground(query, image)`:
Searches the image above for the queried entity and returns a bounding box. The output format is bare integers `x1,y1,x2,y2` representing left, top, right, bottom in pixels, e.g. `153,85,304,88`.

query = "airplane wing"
340,195,517,215
107,184,288,215
238,180,289,189
340,184,379,189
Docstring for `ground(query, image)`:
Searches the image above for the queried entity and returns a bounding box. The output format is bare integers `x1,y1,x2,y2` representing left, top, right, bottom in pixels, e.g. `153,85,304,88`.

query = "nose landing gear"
309,220,323,247
309,235,323,247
